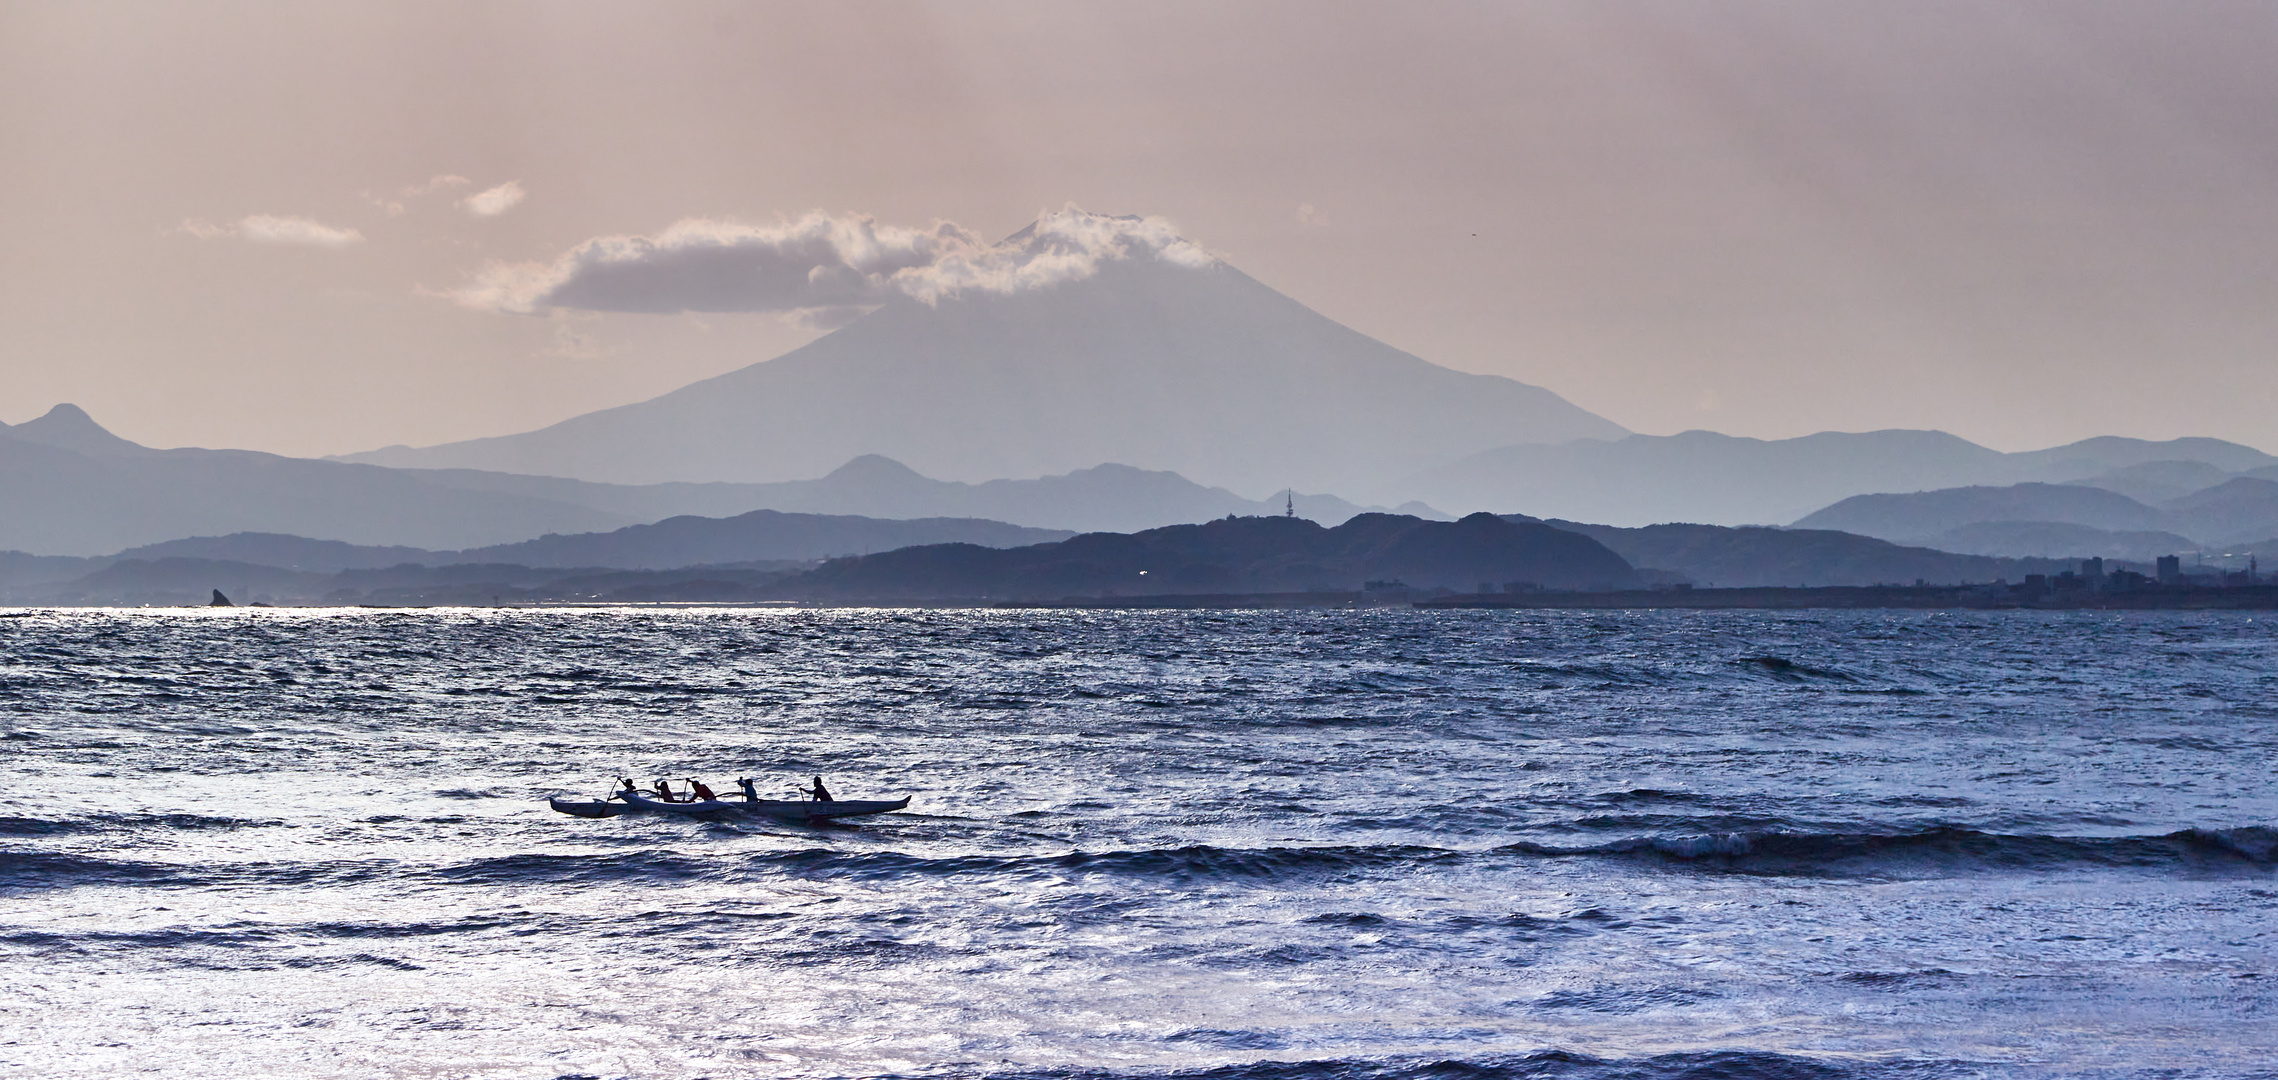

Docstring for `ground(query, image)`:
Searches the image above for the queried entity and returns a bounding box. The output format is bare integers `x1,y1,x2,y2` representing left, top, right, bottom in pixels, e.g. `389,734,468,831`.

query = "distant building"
2156,555,2183,584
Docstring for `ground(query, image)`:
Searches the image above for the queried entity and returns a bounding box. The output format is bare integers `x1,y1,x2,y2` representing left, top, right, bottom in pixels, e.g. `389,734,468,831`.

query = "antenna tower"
1285,489,1295,518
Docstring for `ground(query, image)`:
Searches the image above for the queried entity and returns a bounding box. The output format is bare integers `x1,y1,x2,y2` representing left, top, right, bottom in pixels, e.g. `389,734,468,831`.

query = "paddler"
808,776,833,802
688,778,718,801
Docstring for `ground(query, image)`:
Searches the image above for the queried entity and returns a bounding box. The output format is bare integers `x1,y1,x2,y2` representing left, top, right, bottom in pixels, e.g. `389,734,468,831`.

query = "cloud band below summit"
450,208,1214,317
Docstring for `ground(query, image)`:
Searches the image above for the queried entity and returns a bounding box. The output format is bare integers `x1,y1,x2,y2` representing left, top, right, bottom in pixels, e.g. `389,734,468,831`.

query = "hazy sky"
6,0,2278,459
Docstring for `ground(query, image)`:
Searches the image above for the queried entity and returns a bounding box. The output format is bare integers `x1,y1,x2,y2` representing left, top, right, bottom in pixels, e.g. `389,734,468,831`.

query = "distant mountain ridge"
0,405,1425,555
589,454,1446,534
459,510,1068,570
0,508,1075,604
774,512,1640,602
1798,484,2168,538
338,226,1628,492
9,512,1639,606
1911,522,2206,563
1795,476,2278,555
1535,519,2074,588
0,404,636,554
113,512,1073,572
1396,429,2278,526
0,505,2192,607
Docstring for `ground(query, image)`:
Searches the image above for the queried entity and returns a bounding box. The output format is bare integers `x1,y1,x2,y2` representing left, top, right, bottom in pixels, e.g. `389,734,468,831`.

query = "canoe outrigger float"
549,786,910,822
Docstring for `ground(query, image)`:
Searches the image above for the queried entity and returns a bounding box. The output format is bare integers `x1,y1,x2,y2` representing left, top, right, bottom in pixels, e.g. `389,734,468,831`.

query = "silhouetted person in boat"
619,779,637,798
809,776,833,802
688,778,717,801
653,779,678,802
737,778,759,802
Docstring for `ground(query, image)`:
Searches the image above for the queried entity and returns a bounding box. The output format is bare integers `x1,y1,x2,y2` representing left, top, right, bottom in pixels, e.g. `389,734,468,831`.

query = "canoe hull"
736,796,910,820
553,791,910,820
733,792,902,820
548,797,622,818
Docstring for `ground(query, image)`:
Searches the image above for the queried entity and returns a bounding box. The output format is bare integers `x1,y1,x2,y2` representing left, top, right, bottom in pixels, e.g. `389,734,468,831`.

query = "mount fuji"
343,215,1624,494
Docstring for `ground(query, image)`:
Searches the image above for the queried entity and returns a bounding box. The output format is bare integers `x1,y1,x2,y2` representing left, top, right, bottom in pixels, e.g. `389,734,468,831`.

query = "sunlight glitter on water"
2,608,2274,1078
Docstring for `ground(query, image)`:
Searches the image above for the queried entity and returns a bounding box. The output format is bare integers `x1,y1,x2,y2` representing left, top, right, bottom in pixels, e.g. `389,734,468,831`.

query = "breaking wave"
9,827,2269,895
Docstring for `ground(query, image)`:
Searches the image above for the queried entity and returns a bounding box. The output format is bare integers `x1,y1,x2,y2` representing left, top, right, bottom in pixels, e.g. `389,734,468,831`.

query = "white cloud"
449,206,1217,315
405,174,471,196
180,214,365,248
364,173,471,213
459,181,526,217
239,215,365,247
368,175,471,215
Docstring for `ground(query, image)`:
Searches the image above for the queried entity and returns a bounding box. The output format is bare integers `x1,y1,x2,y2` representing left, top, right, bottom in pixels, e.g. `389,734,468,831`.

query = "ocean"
1,607,2272,1079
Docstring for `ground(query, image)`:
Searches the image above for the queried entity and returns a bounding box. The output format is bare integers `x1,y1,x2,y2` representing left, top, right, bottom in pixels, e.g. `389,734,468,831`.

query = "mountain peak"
6,404,150,458
823,454,934,485
1006,209,1209,263
340,218,1627,492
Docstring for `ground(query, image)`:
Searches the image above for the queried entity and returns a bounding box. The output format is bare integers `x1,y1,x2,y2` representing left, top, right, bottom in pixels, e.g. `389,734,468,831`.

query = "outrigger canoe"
549,790,911,821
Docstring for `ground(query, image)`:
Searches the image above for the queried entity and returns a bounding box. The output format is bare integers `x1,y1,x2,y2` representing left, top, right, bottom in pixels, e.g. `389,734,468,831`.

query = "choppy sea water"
1,607,2273,1080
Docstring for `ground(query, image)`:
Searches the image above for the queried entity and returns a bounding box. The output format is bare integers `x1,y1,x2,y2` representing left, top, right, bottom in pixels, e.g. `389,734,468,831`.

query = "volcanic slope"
343,221,1625,493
